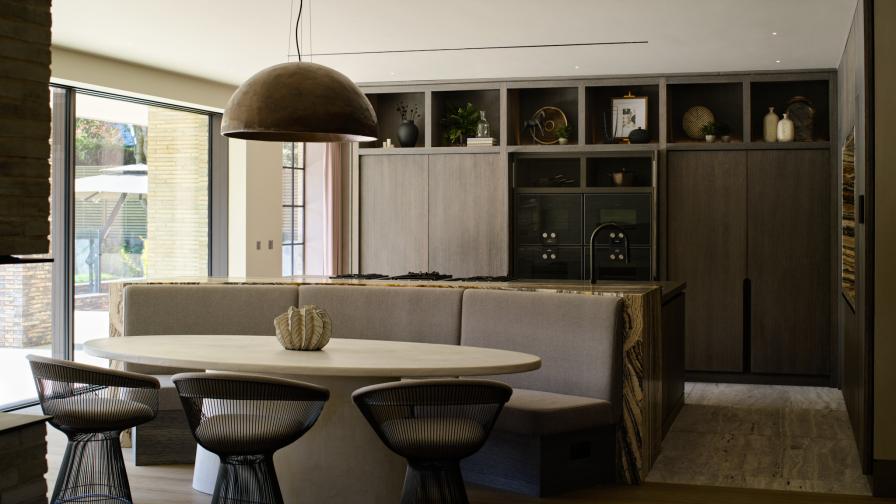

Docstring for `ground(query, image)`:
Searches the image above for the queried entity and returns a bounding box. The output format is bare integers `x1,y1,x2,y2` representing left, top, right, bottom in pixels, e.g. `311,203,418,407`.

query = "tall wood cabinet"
667,149,831,377
359,153,508,276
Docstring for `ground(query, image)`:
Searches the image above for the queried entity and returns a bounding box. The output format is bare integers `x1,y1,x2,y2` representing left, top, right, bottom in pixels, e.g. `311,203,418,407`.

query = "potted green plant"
556,123,574,145
700,122,717,143
441,102,480,146
716,123,732,143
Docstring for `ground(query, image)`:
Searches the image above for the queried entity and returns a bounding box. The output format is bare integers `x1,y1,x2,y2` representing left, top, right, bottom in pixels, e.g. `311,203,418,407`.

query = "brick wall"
0,0,52,256
144,108,209,277
0,263,51,347
0,422,48,504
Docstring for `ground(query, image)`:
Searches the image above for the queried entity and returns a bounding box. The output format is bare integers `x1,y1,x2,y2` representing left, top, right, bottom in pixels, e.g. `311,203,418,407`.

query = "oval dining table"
84,335,541,503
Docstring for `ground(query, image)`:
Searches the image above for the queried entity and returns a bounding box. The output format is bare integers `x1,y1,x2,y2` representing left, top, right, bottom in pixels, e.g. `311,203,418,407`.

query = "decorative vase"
274,305,332,351
476,110,491,138
785,96,816,142
721,135,732,143
763,107,779,143
397,120,418,147
776,113,795,143
705,134,716,143
558,137,569,145
628,127,650,144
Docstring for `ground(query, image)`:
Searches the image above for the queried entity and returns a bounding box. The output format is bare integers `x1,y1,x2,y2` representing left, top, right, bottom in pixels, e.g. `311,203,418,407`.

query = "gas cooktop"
330,272,513,282
386,271,453,281
446,276,514,282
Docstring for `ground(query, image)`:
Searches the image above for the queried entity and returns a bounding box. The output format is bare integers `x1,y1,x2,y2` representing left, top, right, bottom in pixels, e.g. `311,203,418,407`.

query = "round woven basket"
682,106,715,140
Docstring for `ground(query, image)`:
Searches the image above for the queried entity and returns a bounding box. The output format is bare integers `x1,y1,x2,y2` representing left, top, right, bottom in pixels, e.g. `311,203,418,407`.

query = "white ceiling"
51,0,857,86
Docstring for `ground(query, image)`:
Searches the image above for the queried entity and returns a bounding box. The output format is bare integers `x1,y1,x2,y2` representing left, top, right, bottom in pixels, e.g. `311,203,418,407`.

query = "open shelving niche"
355,71,834,155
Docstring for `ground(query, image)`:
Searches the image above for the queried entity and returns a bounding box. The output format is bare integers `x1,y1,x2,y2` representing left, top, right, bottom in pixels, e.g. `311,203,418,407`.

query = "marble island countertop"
110,275,686,303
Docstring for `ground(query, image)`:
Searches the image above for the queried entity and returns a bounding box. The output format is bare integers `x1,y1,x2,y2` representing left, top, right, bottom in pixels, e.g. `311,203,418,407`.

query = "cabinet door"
428,154,509,276
667,151,747,372
514,194,583,246
748,150,831,375
360,155,428,275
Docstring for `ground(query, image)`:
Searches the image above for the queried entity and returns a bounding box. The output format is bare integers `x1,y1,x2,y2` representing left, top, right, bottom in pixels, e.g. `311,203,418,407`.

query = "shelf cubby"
361,92,426,148
586,156,653,188
514,157,581,188
749,80,830,142
507,87,579,146
431,89,500,147
667,82,743,143
585,84,660,144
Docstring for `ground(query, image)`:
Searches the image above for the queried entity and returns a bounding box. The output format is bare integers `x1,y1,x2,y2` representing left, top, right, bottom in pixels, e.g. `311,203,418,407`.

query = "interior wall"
874,0,896,464
838,0,871,473
51,46,234,111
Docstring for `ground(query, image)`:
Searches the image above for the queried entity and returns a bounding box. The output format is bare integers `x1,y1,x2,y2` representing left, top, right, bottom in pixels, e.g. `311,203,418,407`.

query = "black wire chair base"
53,431,132,504
402,461,469,504
212,454,283,504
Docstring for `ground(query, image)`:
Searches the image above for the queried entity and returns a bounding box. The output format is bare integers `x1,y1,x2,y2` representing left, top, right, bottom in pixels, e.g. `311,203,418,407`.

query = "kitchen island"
107,277,685,484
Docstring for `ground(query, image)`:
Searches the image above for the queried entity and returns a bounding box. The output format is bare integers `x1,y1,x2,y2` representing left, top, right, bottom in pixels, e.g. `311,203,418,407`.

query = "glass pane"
281,245,293,276
282,207,293,244
281,142,294,168
0,87,59,407
294,207,304,244
294,143,304,168
73,93,209,364
282,168,293,205
294,169,304,206
292,245,304,275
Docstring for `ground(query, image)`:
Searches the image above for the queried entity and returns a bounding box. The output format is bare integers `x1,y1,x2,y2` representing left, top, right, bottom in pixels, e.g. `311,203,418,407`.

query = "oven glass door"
515,246,583,280
584,193,651,246
515,194,583,246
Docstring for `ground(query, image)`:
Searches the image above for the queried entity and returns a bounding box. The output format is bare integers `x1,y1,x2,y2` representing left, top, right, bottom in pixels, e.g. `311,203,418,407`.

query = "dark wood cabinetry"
668,151,747,372
667,149,831,378
747,150,831,375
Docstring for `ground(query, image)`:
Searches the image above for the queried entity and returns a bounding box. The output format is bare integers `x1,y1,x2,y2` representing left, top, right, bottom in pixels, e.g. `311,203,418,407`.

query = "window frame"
282,142,305,276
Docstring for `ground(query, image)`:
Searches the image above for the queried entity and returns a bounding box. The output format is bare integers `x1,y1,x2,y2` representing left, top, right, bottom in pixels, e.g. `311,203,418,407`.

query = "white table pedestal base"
192,375,405,503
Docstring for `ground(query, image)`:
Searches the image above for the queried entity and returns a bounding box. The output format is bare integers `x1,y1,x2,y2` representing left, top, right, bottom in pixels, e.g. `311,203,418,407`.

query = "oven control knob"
542,253,548,260
550,232,556,238
542,232,548,238
618,232,625,238
550,254,557,260
610,232,616,238
610,254,616,260
619,254,625,261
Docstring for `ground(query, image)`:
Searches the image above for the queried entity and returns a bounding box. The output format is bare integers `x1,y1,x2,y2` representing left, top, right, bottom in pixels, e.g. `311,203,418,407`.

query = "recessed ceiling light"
772,32,778,36
776,60,781,63
574,65,580,70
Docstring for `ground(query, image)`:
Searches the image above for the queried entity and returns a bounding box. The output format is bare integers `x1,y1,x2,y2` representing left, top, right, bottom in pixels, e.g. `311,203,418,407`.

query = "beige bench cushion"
460,289,624,420
496,388,614,436
122,284,299,374
298,285,464,345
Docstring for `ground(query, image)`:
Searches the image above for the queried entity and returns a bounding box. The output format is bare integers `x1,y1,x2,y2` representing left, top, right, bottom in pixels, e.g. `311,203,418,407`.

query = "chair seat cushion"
381,417,485,459
494,389,614,436
47,396,156,431
195,414,300,455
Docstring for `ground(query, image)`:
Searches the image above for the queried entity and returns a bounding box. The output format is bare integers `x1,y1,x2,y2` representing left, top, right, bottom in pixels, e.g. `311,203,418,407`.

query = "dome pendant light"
221,0,377,142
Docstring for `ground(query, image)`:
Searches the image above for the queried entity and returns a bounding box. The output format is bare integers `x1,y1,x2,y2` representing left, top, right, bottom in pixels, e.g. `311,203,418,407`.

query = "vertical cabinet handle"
743,277,752,373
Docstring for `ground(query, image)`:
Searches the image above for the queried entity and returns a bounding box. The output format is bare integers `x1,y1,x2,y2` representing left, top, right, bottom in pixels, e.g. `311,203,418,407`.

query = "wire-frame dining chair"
352,379,512,504
27,354,160,504
172,372,329,504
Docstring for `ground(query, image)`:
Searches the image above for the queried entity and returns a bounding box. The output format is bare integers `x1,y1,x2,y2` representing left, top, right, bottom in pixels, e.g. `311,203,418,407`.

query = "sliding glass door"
72,93,211,364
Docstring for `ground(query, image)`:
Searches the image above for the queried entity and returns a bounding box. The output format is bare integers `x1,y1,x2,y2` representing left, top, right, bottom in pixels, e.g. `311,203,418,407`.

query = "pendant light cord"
295,0,303,61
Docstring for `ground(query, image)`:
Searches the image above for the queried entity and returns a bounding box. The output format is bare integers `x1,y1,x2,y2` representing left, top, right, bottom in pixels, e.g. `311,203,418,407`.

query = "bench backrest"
122,284,299,374
298,285,464,345
459,289,624,416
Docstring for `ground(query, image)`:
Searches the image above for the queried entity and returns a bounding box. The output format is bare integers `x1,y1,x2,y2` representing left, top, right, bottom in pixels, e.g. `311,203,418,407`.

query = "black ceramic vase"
628,127,650,144
397,120,419,147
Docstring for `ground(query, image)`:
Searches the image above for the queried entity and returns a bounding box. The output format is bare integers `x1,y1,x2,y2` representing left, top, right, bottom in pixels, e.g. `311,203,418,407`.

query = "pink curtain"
322,143,344,275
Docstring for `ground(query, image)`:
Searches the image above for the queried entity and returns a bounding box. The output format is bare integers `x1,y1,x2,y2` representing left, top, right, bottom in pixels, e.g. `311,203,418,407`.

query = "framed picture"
611,93,648,141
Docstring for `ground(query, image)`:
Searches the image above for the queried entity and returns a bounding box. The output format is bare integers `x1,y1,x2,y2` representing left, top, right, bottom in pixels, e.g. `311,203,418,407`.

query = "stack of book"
466,137,495,147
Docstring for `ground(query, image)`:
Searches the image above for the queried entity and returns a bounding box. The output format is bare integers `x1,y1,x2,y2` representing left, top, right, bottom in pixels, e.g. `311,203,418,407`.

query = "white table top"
84,335,541,378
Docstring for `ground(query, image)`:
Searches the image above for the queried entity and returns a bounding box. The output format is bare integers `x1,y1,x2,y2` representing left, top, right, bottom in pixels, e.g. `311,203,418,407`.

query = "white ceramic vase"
763,107,778,143
705,135,716,143
776,113,795,143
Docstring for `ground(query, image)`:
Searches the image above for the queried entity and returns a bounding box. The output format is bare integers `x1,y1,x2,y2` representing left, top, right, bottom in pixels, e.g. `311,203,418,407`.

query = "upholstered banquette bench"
121,283,623,495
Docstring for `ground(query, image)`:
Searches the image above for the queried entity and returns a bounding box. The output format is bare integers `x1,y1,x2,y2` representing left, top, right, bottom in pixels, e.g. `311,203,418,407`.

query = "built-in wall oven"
512,153,656,281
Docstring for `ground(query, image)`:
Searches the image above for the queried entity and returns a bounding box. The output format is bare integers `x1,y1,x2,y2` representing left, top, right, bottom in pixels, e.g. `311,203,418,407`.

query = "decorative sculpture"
274,305,332,351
